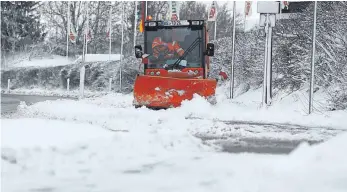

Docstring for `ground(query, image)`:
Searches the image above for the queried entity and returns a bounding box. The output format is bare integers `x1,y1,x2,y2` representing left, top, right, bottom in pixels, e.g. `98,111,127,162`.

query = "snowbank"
6,55,73,69
74,54,122,62
3,87,111,98
1,118,112,149
4,54,122,70
7,91,346,144
176,84,347,130
2,115,347,192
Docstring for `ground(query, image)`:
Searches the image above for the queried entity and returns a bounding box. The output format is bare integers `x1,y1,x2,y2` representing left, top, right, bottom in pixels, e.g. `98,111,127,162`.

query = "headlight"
156,71,160,75
150,71,154,75
191,21,200,25
194,70,199,74
149,22,156,26
191,20,203,25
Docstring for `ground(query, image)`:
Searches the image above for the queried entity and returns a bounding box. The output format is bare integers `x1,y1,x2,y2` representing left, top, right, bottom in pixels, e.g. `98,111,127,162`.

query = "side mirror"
206,43,214,56
135,45,143,58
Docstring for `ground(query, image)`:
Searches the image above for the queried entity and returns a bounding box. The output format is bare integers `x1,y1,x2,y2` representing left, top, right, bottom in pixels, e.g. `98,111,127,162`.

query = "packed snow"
2,84,347,191
3,54,122,70
4,55,73,69
2,112,347,191
3,87,111,98
74,54,122,62
4,83,347,130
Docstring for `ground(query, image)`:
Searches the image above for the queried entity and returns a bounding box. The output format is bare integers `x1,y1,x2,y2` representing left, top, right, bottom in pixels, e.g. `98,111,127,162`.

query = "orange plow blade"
133,75,217,108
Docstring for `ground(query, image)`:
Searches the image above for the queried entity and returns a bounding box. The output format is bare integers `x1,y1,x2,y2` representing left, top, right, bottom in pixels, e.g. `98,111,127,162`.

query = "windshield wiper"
168,37,202,70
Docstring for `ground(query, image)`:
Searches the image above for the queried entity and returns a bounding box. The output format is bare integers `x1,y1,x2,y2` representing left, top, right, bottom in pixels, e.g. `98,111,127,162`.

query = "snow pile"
1,118,112,149
2,112,347,191
6,55,73,69
6,92,345,143
269,132,347,192
176,84,347,130
74,54,122,63
4,54,122,70
4,87,111,98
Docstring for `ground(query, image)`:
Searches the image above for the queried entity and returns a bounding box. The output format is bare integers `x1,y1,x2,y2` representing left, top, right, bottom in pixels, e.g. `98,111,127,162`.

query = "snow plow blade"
133,75,217,108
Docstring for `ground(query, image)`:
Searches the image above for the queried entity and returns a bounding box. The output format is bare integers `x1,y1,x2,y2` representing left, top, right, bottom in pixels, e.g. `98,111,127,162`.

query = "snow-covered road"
2,91,347,192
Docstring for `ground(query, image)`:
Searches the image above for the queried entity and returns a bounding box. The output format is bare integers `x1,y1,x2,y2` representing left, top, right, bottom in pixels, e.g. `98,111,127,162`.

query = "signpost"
309,1,317,114
257,1,279,106
230,1,236,99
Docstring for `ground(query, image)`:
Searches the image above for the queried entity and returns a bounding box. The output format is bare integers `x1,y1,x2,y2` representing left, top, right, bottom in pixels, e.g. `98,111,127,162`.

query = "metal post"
230,1,236,99
109,78,112,92
266,21,273,105
7,79,10,93
214,20,217,40
67,78,70,91
109,3,112,61
309,1,317,114
134,1,137,50
145,1,147,18
66,2,70,60
79,66,85,99
120,1,124,91
262,14,269,105
82,33,85,62
85,2,89,55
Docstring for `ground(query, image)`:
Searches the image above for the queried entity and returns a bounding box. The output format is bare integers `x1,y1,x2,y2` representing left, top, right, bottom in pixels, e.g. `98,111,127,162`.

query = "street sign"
257,1,279,14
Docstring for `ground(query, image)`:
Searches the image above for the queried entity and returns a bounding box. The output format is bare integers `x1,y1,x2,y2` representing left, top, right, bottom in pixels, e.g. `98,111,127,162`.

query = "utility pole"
134,1,137,51
145,1,147,18
309,1,317,114
66,2,70,60
120,1,124,92
230,1,236,99
108,2,112,61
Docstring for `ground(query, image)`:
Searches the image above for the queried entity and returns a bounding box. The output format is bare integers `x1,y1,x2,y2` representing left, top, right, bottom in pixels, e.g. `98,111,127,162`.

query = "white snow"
3,87,110,98
2,109,347,191
74,54,122,62
2,82,347,191
2,54,122,70
177,90,185,96
4,82,347,131
185,83,347,130
1,118,112,149
5,55,73,69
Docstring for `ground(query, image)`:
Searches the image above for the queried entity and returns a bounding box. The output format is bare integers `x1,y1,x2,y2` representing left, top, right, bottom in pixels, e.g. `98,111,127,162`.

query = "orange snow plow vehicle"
133,20,217,109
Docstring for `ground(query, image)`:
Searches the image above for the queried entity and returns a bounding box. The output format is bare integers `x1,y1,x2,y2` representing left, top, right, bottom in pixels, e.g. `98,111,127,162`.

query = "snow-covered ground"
4,55,73,69
2,83,347,191
2,100,347,191
3,54,122,69
3,87,111,98
74,53,122,63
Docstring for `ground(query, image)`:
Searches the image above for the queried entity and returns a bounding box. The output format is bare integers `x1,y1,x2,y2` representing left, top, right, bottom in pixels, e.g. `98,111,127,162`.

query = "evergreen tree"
1,1,44,53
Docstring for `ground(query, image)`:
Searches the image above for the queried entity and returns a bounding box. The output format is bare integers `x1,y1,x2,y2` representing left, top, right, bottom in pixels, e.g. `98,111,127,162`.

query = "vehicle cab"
134,20,215,79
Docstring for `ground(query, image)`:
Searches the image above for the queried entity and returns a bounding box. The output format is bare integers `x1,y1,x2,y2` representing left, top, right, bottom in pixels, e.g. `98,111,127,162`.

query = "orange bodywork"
133,68,217,108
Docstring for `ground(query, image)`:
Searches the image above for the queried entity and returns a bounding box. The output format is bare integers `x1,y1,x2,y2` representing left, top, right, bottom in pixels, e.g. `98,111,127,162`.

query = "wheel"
134,105,142,109
206,95,217,105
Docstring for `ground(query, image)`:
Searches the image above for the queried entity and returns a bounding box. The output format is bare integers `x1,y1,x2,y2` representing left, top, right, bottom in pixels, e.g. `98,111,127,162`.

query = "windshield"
145,27,203,69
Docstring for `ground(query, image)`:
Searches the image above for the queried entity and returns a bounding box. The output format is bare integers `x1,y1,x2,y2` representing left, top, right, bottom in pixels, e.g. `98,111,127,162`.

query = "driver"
152,30,185,60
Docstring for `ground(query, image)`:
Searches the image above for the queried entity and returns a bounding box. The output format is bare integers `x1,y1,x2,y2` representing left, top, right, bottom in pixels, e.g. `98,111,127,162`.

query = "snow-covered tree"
1,1,45,53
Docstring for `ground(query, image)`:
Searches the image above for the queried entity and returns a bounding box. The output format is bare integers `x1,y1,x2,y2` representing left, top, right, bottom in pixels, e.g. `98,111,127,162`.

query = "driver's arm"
171,41,184,57
152,37,162,59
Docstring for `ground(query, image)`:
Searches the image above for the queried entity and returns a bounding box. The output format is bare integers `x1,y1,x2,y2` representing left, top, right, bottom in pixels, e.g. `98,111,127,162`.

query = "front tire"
207,95,217,105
